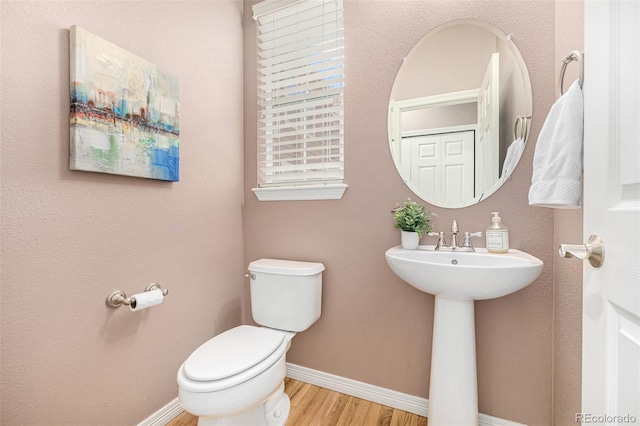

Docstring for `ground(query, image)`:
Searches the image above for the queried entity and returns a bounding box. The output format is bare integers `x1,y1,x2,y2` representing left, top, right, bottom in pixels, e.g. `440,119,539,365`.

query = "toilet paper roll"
130,289,164,311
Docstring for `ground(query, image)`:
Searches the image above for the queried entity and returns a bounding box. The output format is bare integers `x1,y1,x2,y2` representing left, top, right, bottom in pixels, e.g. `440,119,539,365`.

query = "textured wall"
0,1,244,424
244,1,557,424
0,1,583,424
553,1,584,425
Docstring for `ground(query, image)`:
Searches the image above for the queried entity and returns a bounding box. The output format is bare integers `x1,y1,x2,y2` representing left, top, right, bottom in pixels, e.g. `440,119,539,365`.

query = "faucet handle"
427,231,447,250
462,232,483,251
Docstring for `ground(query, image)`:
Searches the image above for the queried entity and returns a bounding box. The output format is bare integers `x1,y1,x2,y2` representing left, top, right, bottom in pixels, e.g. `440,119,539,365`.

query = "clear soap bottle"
486,212,509,253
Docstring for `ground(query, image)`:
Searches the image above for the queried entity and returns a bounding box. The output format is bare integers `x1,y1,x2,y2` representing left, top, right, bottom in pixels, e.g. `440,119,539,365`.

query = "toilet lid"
183,325,285,382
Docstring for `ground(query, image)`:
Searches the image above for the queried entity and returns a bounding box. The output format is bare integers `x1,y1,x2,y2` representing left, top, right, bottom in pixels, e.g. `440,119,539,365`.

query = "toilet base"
196,383,290,426
265,387,290,426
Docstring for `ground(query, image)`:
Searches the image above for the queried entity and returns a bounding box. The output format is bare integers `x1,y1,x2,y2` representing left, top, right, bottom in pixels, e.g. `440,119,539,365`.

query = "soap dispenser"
486,212,509,253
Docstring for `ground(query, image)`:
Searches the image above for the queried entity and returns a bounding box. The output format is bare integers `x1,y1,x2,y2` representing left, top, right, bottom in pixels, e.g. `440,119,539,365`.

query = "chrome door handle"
558,235,605,268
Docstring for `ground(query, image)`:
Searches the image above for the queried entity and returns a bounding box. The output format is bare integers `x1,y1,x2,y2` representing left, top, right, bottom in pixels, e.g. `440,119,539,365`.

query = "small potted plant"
392,198,434,249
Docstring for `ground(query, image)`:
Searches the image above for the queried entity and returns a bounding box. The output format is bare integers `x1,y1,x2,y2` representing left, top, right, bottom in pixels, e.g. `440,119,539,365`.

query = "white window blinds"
253,0,344,188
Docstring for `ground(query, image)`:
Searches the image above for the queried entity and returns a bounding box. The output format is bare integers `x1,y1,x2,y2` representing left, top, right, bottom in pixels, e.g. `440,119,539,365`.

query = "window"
252,0,346,201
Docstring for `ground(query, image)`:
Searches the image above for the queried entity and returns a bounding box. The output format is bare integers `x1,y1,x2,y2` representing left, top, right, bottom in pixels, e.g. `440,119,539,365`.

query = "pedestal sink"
385,245,543,426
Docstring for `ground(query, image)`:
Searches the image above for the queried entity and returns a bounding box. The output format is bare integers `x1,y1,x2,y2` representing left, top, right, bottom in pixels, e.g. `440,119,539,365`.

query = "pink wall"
244,1,580,425
0,1,244,424
553,1,584,425
0,1,583,425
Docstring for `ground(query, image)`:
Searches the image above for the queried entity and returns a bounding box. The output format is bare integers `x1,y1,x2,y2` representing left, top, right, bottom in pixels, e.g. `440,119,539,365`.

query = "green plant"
392,198,433,237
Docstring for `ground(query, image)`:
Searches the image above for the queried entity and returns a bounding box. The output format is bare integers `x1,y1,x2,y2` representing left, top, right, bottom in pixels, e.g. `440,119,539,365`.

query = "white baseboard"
137,397,182,426
286,362,429,417
137,364,527,426
286,363,527,426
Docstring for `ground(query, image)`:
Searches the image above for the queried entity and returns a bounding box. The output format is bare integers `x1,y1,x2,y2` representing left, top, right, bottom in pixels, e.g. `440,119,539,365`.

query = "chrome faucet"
428,220,483,251
450,220,460,249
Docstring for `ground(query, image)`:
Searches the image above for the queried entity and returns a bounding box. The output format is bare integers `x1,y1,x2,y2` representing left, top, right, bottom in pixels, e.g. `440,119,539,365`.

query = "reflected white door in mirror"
388,19,532,208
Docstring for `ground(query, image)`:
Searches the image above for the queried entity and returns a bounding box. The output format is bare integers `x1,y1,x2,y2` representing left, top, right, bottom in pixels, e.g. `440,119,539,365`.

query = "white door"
409,134,440,201
441,132,475,206
582,0,640,423
476,52,500,197
408,131,474,206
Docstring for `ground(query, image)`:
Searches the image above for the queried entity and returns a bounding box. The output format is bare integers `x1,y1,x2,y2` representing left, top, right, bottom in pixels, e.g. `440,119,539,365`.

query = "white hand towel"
501,137,525,181
528,79,583,208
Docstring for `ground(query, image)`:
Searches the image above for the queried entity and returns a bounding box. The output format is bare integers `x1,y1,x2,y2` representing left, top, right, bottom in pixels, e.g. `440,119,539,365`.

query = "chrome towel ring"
558,50,584,96
514,114,532,141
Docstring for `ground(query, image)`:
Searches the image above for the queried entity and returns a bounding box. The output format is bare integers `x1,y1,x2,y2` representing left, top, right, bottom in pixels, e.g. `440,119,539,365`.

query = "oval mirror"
388,19,532,208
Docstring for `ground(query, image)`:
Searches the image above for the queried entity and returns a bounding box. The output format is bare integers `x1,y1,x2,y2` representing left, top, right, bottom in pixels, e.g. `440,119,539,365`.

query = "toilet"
177,258,324,426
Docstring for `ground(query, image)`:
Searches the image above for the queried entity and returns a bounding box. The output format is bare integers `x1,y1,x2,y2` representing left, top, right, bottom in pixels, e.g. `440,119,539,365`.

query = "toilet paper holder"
105,283,169,309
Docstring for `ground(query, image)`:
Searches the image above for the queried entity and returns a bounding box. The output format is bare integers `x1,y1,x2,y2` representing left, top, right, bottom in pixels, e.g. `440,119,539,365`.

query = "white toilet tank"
248,259,324,332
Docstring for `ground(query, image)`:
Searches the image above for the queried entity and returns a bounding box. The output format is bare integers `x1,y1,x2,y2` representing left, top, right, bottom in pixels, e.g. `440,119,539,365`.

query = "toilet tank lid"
248,259,325,276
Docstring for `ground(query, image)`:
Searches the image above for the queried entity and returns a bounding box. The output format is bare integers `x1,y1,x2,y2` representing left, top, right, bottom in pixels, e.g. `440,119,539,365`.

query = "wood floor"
168,378,428,426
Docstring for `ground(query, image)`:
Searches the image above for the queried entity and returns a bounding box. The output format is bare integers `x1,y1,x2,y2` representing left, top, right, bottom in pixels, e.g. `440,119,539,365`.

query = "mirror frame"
388,18,532,209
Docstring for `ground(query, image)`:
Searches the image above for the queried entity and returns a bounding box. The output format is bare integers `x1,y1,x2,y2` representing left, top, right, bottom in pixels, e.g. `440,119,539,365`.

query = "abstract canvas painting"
69,26,180,181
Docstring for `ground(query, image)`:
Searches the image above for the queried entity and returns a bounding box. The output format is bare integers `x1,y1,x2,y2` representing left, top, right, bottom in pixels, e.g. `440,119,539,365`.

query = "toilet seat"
177,325,287,393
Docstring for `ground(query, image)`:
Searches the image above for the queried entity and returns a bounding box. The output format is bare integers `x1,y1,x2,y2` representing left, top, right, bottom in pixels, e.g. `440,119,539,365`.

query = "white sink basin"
385,245,543,300
385,244,544,425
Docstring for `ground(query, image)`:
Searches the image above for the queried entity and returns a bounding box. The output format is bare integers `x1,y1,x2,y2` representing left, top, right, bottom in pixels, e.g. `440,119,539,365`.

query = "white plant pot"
401,231,420,249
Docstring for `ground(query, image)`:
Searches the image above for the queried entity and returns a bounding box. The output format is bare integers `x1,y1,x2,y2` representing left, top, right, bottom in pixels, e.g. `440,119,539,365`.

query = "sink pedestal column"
428,296,478,425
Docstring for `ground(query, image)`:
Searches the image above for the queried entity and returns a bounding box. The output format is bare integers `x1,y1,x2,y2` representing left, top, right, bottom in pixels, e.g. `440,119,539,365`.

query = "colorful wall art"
69,26,180,181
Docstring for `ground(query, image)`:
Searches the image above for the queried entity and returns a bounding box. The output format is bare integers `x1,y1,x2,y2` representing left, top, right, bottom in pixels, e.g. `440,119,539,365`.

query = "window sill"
252,183,348,201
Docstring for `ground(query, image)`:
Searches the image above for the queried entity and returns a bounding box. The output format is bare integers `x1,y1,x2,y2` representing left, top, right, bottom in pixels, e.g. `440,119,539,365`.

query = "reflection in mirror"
388,19,532,208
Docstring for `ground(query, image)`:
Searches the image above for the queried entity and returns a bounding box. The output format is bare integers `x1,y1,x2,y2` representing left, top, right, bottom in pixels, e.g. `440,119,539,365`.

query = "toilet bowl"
177,259,324,426
177,326,294,425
